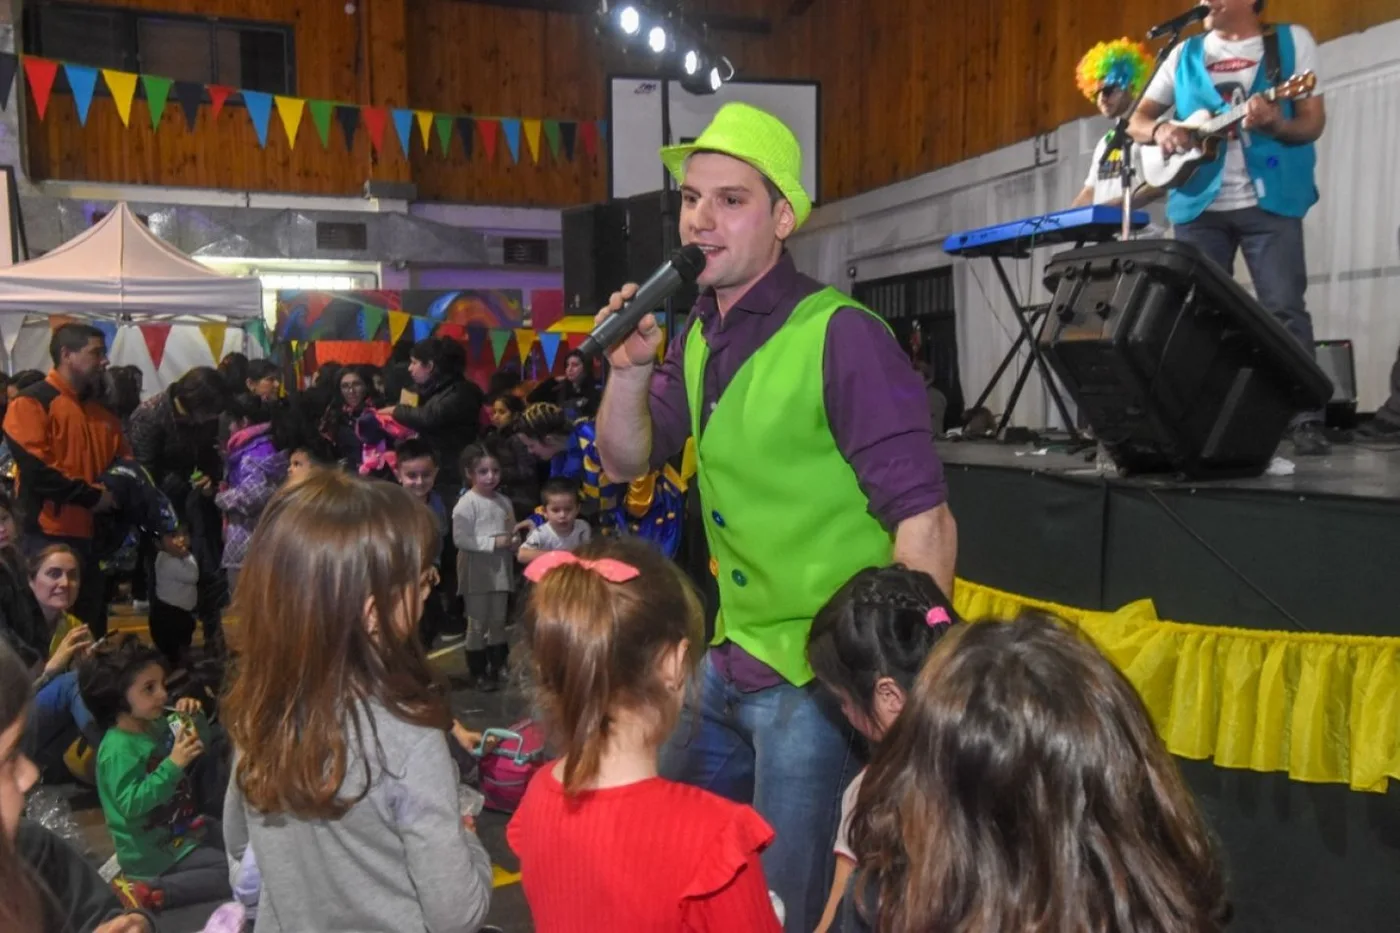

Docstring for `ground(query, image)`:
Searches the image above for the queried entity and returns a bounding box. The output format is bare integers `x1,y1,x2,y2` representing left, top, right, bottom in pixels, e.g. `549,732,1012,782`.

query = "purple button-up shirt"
647,253,948,689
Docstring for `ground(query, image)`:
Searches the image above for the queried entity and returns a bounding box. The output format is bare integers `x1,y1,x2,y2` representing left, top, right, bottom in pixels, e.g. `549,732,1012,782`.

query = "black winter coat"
391,373,484,488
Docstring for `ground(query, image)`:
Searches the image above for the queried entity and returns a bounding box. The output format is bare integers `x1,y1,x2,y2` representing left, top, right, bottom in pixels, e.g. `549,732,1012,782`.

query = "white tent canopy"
0,203,262,321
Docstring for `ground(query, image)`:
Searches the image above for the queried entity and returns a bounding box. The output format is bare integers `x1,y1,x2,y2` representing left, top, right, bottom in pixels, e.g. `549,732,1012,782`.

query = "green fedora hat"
659,102,812,228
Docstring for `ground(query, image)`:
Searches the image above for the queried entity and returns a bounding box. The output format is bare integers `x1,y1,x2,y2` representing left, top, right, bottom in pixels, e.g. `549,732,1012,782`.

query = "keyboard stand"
971,253,1084,442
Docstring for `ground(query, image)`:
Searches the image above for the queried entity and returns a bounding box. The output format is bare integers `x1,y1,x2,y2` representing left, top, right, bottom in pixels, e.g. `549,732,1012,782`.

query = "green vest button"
711,510,726,527
731,569,747,586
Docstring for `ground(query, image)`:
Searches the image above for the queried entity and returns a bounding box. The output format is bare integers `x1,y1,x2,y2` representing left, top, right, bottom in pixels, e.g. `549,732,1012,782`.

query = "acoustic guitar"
1140,71,1317,191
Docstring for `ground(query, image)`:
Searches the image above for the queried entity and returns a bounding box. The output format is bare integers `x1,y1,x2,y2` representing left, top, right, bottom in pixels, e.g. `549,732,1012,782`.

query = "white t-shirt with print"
1084,131,1147,206
1144,26,1321,212
522,518,591,553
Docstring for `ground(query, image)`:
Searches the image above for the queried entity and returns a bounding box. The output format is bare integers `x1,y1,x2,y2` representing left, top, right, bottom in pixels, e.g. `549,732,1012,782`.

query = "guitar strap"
1261,25,1283,87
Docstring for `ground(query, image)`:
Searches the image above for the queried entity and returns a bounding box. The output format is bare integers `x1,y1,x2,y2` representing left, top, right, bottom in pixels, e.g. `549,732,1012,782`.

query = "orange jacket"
3,371,130,539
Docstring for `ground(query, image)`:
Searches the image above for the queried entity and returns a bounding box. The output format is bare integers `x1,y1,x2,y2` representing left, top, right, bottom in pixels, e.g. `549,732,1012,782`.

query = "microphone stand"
1106,23,1195,241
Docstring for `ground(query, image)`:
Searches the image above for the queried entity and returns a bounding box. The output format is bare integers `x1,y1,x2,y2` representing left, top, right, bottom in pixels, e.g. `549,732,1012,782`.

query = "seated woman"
514,403,685,558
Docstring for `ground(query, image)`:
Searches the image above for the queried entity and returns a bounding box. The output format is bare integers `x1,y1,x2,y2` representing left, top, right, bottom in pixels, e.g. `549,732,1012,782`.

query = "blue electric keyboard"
942,205,1150,259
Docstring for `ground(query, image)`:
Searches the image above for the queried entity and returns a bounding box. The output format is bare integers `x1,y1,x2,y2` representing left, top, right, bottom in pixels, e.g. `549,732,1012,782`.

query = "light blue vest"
1168,26,1318,225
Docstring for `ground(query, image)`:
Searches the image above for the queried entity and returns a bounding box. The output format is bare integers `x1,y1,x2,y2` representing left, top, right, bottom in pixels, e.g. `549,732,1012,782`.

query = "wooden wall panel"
20,0,1400,205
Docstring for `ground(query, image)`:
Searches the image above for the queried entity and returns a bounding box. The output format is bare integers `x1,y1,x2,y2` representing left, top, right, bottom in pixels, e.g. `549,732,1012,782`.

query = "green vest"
685,286,895,685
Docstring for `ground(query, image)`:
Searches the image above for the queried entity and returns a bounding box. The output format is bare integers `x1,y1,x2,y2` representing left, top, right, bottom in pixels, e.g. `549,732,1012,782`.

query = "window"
26,3,294,95
855,267,965,431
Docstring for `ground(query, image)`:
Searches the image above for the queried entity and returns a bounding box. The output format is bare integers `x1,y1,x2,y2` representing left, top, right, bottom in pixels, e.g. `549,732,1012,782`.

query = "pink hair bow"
926,607,952,628
523,549,641,584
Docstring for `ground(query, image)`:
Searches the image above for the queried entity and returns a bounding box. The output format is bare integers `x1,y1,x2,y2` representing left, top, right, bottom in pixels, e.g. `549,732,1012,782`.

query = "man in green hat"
594,102,956,931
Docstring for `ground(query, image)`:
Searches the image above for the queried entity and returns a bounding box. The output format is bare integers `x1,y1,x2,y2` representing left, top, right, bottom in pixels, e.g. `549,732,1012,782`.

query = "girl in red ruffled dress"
508,539,783,933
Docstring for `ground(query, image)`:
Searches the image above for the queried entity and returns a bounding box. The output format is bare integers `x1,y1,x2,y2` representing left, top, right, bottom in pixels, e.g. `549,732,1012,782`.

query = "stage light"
648,25,667,53
683,49,700,75
618,5,640,35
709,66,722,91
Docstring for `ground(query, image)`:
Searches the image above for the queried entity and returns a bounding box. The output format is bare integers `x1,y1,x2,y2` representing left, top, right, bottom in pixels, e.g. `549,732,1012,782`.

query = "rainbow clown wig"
1075,39,1152,102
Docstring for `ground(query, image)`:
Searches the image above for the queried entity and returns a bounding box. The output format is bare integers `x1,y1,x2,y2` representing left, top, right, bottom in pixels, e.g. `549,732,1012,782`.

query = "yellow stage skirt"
954,579,1400,793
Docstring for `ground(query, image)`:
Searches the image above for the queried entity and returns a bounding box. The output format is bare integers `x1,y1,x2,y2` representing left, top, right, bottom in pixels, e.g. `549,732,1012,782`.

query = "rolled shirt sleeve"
823,308,949,528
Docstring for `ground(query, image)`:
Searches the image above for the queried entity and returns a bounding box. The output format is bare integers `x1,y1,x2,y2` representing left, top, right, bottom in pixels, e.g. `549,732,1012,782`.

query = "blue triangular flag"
243,91,273,148
391,109,414,158
90,318,117,347
64,64,99,126
597,119,607,141
538,332,562,369
501,118,521,163
412,317,435,341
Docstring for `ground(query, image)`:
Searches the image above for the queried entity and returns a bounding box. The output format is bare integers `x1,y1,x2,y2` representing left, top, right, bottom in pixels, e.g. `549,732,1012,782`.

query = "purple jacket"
215,424,289,569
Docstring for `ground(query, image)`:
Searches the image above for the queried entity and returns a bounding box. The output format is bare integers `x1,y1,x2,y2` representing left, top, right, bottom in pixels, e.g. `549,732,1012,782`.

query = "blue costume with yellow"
530,419,688,558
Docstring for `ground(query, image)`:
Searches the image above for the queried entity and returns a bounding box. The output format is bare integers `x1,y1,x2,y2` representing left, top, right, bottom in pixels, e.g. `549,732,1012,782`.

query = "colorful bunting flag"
538,332,562,369
142,74,172,131
63,64,98,126
387,311,410,344
489,329,513,365
522,118,541,164
0,54,17,112
274,96,305,148
391,109,414,157
0,311,24,361
243,91,273,148
514,328,538,362
501,118,522,163
415,110,434,152
456,117,475,159
22,58,58,121
434,115,453,157
466,326,487,362
412,317,436,342
246,319,270,355
565,332,586,352
141,323,172,369
335,104,360,152
362,106,389,153
173,81,203,131
90,319,117,348
199,323,228,362
101,70,138,126
207,85,233,121
360,304,386,341
478,119,499,162
580,120,598,158
559,121,576,161
308,100,334,149
438,322,466,342
597,120,607,142
543,120,562,162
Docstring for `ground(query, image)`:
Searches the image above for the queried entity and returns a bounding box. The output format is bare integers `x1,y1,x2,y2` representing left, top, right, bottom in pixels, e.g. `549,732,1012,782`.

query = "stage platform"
940,438,1400,637
941,438,1400,933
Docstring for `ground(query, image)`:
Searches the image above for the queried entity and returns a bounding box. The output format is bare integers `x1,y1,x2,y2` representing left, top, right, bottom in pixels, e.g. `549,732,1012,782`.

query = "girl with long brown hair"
507,539,783,931
843,613,1229,933
221,470,492,933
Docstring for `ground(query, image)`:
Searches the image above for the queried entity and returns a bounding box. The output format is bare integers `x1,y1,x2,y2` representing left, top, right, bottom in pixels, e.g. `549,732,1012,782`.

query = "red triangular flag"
438,322,466,342
362,106,389,153
579,120,599,158
22,57,59,121
206,84,233,121
478,119,499,162
566,332,587,352
140,323,173,369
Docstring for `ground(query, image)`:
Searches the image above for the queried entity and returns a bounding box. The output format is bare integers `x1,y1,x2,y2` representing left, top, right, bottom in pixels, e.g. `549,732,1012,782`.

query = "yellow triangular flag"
522,119,542,164
515,328,538,362
198,322,228,363
415,111,434,152
101,70,138,127
388,311,411,345
275,96,305,148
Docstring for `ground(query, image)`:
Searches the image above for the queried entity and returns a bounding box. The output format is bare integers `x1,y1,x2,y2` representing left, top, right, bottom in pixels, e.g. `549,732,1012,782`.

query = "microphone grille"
672,244,708,282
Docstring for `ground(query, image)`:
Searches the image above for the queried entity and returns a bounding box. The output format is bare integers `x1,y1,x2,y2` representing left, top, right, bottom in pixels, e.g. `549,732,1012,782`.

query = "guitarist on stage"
1129,0,1330,455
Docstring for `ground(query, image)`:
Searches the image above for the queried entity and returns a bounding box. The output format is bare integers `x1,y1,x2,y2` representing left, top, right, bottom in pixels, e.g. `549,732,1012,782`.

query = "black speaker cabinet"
561,201,628,315
1040,239,1333,479
624,189,696,315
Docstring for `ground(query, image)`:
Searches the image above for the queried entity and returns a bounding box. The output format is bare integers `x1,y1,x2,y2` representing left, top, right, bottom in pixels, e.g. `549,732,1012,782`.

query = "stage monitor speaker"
562,201,628,315
1040,239,1333,479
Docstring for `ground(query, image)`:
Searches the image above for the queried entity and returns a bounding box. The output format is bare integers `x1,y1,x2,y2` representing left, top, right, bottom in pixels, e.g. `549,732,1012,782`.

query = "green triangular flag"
360,304,386,341
434,115,453,157
141,74,172,131
489,329,512,364
247,320,270,354
308,100,334,148
543,120,562,161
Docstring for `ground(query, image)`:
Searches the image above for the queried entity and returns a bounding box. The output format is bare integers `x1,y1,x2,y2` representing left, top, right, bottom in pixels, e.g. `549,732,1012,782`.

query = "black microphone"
577,244,707,360
1147,5,1208,40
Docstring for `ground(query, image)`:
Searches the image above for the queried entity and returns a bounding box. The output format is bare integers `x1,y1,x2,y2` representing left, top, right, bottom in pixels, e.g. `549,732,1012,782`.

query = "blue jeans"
24,671,101,777
1174,206,1321,424
660,651,860,933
